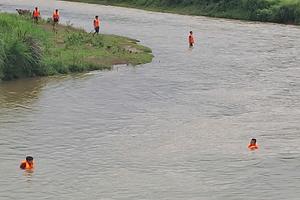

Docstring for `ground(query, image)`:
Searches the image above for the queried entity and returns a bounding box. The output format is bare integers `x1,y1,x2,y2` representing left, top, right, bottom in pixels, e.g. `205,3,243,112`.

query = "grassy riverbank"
0,13,153,81
65,0,300,25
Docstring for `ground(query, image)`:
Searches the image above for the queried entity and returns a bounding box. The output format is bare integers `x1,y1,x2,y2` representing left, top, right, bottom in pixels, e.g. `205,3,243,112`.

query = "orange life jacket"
248,144,258,150
189,34,194,44
33,9,40,18
94,19,100,28
20,160,34,170
53,11,59,20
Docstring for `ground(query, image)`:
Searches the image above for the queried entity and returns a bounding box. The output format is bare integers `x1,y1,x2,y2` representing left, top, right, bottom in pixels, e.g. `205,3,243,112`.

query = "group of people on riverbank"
31,7,100,35
32,7,59,25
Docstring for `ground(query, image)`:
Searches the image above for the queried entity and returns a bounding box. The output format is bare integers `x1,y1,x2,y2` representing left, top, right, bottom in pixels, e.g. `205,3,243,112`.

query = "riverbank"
64,0,300,25
0,13,153,81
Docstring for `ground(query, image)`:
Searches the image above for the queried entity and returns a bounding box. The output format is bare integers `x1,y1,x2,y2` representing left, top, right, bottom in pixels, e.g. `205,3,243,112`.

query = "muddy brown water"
1,0,300,199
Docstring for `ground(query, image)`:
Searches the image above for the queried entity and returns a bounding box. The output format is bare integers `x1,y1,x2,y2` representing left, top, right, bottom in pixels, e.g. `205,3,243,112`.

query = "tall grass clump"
0,14,50,80
0,40,5,80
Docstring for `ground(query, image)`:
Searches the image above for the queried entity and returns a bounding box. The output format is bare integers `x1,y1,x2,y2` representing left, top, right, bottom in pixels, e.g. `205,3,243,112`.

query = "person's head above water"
250,138,257,145
26,156,34,164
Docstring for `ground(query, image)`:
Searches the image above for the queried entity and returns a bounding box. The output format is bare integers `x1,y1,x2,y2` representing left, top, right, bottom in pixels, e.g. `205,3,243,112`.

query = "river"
0,0,300,199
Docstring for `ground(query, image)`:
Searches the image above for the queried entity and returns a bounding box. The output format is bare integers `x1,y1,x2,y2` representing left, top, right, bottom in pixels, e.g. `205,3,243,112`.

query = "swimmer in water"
248,138,258,150
188,31,195,47
20,156,34,170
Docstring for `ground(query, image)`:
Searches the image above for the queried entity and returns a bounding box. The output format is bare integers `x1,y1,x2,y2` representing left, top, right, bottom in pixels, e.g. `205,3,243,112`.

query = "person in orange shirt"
93,16,100,36
188,31,195,47
248,138,259,150
20,156,34,170
52,9,60,32
32,7,40,24
53,9,60,24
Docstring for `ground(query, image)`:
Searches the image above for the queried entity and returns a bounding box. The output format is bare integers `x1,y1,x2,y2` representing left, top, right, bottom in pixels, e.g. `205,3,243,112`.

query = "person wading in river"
248,138,259,150
93,16,100,36
188,31,195,47
52,9,60,33
32,7,40,24
20,156,34,170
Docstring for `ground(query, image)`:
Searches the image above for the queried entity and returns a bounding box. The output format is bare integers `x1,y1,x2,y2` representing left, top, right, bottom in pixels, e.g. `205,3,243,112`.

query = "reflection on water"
23,170,34,181
0,0,300,200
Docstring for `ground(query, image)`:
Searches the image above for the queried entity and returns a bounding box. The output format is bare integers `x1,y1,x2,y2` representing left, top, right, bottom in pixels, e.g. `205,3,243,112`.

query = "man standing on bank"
32,7,40,24
52,9,60,32
93,16,100,36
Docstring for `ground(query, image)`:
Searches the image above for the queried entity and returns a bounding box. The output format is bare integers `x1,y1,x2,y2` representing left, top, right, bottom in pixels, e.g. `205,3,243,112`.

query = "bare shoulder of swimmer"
20,162,26,169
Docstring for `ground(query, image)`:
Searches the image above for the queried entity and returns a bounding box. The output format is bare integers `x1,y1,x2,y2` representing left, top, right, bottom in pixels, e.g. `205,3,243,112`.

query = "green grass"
0,13,153,81
64,0,300,24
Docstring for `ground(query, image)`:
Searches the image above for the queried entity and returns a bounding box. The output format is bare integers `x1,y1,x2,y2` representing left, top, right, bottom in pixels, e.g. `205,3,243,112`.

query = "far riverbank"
64,0,300,25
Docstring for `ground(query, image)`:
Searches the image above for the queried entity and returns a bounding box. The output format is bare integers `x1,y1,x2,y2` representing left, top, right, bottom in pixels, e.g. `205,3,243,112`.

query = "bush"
2,39,35,80
0,13,49,80
256,8,273,21
272,3,300,23
0,40,5,80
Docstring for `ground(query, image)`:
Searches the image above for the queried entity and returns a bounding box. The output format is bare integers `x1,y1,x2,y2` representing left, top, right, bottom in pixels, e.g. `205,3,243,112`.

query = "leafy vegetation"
66,0,300,24
0,13,153,81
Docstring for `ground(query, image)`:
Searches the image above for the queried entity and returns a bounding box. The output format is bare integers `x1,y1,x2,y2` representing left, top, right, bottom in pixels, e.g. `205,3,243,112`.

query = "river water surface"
1,0,300,199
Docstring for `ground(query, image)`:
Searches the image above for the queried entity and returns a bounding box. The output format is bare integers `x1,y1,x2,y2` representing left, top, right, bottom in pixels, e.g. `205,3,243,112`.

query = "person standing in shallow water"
188,31,195,47
248,138,259,150
20,156,34,170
